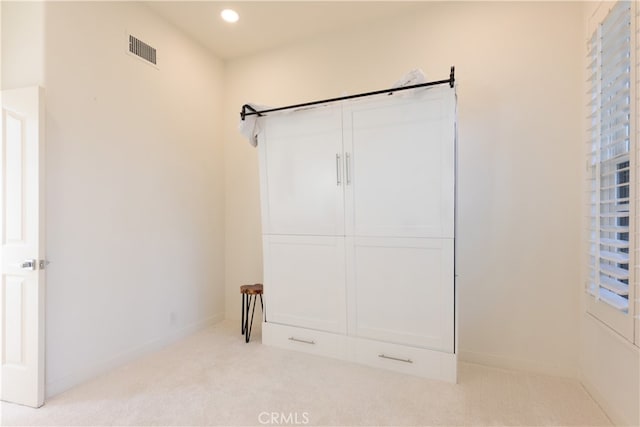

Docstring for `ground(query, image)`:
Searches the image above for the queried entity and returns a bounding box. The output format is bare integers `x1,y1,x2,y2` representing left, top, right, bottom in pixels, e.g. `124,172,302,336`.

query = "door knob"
21,259,36,271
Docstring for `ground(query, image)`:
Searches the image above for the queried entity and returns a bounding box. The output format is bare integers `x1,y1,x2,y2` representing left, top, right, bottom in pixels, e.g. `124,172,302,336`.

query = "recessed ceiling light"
221,9,239,23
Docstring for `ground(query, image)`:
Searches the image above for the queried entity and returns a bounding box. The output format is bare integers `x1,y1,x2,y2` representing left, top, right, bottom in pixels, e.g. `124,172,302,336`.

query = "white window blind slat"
600,275,630,295
598,140,630,152
600,250,630,263
596,225,629,234
601,180,631,190
601,166,630,178
600,237,630,248
599,287,630,311
600,212,631,218
600,263,630,280
599,125,630,140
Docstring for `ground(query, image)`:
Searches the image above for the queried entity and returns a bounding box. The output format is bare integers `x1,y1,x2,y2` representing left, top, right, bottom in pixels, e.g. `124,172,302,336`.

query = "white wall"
1,1,45,89
223,1,584,378
42,2,225,396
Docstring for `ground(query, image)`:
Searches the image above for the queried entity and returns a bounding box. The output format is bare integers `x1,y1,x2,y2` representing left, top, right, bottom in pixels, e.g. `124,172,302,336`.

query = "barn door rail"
240,66,455,120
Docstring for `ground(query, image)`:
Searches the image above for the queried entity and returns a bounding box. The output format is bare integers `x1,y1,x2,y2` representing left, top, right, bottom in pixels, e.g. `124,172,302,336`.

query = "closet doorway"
0,86,46,408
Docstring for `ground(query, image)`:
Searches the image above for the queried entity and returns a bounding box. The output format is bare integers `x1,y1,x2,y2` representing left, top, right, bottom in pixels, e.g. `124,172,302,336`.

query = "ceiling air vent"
128,34,157,66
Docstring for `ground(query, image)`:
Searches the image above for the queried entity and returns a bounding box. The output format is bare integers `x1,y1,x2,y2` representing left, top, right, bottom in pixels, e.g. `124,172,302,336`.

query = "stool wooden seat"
241,283,264,343
240,284,263,296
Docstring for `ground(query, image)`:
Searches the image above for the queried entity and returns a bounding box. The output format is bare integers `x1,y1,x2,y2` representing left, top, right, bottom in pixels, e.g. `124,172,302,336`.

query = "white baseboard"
458,349,578,379
46,312,224,398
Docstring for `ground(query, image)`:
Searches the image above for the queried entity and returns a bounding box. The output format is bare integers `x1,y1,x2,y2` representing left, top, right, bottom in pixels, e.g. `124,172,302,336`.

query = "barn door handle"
345,152,351,185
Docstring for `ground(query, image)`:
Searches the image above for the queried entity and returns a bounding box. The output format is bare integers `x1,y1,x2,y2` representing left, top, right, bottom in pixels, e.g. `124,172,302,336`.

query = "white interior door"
346,236,454,352
258,107,345,236
0,87,45,408
343,87,455,238
263,235,346,333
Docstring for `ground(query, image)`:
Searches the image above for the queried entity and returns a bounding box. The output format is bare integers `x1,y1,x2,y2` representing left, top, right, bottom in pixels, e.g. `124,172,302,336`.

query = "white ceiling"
145,2,425,60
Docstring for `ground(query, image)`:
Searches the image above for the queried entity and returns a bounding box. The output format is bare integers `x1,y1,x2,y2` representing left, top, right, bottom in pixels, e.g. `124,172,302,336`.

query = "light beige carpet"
1,320,611,426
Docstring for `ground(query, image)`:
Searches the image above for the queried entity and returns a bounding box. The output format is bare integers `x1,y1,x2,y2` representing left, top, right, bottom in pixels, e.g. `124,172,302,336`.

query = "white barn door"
0,87,45,408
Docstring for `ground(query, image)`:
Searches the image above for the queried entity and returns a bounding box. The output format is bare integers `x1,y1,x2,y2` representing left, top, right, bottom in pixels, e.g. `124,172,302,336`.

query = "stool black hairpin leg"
260,294,264,322
245,294,259,343
241,293,246,335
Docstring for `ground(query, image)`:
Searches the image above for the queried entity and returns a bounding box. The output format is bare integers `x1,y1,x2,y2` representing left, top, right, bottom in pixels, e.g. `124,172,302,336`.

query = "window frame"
586,0,637,344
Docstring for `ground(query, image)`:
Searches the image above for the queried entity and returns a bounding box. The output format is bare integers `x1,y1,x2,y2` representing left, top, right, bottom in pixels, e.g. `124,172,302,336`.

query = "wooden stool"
240,284,264,343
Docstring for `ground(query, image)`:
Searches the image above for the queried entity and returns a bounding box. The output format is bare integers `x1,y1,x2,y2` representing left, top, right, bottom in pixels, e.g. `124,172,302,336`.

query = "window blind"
587,1,633,315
